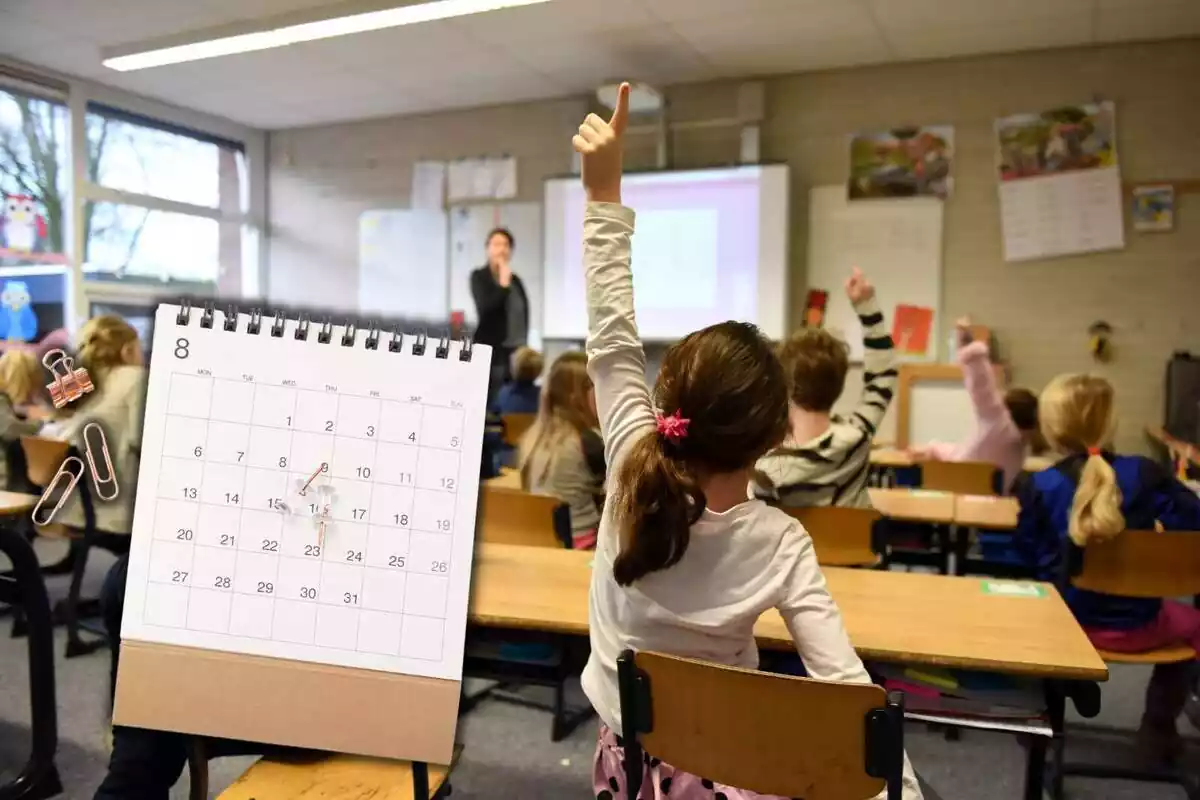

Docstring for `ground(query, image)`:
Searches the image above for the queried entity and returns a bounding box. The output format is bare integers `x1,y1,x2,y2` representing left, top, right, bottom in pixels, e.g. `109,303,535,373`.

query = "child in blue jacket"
1014,373,1200,765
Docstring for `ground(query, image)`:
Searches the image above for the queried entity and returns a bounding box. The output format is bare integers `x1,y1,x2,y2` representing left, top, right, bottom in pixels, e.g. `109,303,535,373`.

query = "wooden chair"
465,486,590,740
500,413,536,448
210,746,458,800
616,650,906,800
919,460,1001,495
780,506,885,568
22,437,72,542
1050,529,1200,798
478,486,568,548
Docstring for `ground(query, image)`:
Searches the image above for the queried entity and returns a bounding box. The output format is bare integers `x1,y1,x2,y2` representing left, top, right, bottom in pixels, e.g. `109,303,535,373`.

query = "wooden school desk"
871,448,1052,474
955,495,1019,530
867,487,956,523
469,543,1106,800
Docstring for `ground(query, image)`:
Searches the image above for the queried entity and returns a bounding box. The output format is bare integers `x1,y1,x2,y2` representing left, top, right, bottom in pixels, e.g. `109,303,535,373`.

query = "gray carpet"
2,540,1198,799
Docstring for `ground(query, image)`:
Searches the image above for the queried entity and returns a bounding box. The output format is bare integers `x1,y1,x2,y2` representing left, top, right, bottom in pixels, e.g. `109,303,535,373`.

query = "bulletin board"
806,186,944,362
358,209,449,323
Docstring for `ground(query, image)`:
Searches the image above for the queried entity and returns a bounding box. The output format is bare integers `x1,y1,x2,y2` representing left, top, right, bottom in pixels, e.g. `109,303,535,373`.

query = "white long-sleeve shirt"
577,202,921,799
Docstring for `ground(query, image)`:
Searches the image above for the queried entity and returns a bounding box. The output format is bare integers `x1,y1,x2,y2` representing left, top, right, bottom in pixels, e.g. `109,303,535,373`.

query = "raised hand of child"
572,81,629,204
955,316,973,347
844,267,874,305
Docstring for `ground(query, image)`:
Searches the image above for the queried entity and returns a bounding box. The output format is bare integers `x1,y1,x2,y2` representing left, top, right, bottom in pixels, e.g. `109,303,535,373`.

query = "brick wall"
268,39,1200,453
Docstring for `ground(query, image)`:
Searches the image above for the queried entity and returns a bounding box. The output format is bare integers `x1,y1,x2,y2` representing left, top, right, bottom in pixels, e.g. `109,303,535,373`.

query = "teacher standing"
469,227,529,397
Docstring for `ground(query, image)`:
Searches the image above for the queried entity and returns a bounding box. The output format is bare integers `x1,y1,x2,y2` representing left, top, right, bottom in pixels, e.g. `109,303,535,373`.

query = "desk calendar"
115,303,489,763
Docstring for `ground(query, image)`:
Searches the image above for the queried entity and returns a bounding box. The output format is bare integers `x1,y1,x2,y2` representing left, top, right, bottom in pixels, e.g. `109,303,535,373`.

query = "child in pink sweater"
909,318,1042,493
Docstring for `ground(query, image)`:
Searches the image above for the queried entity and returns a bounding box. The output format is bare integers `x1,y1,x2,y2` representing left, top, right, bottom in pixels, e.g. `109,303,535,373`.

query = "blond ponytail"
1068,452,1125,545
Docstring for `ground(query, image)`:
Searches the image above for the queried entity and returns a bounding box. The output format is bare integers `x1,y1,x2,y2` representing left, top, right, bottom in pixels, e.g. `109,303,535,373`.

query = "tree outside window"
0,87,69,264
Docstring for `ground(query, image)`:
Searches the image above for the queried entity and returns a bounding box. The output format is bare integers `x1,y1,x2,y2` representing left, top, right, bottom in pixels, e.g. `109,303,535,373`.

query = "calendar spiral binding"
173,299,474,362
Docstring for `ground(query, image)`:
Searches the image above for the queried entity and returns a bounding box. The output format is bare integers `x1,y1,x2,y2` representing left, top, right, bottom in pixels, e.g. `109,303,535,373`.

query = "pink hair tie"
655,410,690,443
1086,446,1102,457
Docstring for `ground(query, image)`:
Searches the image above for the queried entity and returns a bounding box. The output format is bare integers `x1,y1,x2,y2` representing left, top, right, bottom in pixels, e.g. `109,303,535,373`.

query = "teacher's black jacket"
469,265,529,364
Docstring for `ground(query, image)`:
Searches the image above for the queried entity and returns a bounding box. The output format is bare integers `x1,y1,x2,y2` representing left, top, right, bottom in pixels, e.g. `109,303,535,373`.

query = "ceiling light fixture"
596,80,662,114
102,0,551,71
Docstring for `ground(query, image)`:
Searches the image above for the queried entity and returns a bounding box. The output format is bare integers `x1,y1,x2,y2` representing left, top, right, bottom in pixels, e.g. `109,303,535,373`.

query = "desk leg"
412,761,429,799
0,522,62,800
1023,732,1047,800
1023,681,1067,800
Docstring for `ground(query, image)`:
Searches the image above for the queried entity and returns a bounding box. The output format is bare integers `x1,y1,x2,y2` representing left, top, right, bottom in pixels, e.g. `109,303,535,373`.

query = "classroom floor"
2,542,1198,799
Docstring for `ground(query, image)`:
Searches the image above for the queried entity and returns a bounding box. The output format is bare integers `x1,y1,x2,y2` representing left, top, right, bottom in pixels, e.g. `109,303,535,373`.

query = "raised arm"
574,84,656,469
954,318,1006,424
846,271,897,436
776,531,924,798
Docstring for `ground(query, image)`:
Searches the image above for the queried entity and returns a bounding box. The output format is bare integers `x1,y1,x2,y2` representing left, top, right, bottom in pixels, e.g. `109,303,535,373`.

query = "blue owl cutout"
0,281,38,342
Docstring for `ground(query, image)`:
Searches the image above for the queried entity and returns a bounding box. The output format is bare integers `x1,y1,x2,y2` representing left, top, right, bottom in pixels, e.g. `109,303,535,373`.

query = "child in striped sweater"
752,274,897,508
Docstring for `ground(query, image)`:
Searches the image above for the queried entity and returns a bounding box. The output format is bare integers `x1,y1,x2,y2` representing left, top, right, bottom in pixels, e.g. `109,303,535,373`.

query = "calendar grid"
266,383,300,642
162,412,465,453
128,305,490,681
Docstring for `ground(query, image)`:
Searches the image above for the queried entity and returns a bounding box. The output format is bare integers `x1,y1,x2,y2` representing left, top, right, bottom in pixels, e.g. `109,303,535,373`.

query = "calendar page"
122,304,491,682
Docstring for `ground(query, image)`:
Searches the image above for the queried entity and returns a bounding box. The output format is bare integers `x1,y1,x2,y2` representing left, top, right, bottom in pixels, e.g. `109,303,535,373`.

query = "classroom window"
81,103,249,289
0,86,70,266
84,202,223,285
85,103,246,212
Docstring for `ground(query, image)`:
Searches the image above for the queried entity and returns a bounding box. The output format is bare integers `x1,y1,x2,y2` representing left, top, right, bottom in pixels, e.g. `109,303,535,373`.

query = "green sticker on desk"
981,580,1046,598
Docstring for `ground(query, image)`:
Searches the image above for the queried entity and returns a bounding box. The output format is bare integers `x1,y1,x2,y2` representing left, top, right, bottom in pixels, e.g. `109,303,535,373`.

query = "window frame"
1,57,268,327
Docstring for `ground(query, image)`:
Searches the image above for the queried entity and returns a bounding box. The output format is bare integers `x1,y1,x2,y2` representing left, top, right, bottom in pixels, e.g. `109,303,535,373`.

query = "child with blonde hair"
572,83,922,799
52,315,146,536
498,345,543,414
519,350,604,549
1014,373,1200,765
0,349,49,487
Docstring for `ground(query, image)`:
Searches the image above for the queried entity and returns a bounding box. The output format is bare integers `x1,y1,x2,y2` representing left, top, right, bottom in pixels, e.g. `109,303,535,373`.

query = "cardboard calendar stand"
114,641,461,765
113,301,492,772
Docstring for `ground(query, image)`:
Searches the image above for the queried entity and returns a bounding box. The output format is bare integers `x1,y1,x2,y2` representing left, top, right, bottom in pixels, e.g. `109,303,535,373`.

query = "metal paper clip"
32,456,85,526
43,349,94,409
82,422,119,501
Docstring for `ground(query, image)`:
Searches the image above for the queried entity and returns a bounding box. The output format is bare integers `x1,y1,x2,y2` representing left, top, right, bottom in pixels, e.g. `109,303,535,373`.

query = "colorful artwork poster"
848,126,953,200
1132,184,1174,232
892,304,933,356
803,289,828,328
0,193,68,265
996,101,1118,182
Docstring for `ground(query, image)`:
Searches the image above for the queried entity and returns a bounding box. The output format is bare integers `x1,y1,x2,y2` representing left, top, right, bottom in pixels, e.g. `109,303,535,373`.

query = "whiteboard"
448,203,543,347
358,209,448,323
909,382,977,446
806,186,944,362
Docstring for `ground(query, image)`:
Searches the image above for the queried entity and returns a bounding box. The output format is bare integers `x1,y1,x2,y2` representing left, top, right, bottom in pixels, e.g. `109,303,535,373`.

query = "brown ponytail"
608,321,789,586
611,431,705,585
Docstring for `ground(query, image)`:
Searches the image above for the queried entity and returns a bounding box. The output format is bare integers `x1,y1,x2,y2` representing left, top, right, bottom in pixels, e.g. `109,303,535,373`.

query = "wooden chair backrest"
479,486,562,548
781,506,881,567
1071,529,1200,598
633,651,887,799
920,460,999,496
501,413,536,448
21,436,70,488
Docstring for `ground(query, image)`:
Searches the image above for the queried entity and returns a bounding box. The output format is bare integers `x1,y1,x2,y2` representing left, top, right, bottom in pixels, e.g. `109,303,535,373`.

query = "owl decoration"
1,194,48,254
0,280,38,342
